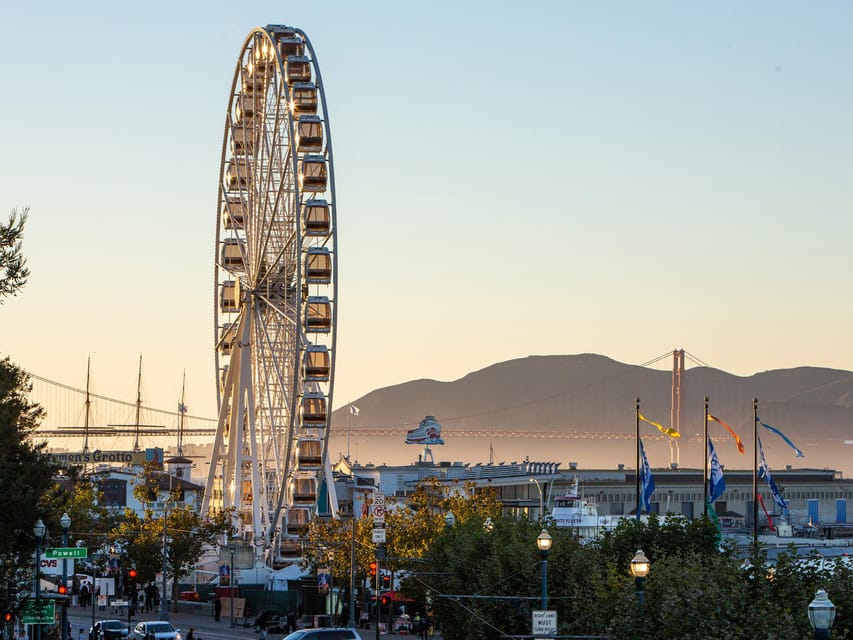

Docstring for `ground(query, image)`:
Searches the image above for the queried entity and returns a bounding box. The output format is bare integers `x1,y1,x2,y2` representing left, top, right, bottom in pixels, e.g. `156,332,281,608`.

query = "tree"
1,208,30,302
113,494,233,610
0,357,57,615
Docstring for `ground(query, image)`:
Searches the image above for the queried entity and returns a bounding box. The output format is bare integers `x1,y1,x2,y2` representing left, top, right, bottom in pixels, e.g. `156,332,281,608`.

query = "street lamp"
535,529,552,611
33,519,46,640
629,549,651,607
228,540,238,628
60,514,71,640
808,589,836,640
529,478,544,521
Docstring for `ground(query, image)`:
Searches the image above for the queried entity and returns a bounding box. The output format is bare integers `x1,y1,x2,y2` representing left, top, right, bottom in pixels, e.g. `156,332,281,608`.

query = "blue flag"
708,438,726,503
638,438,655,517
757,416,805,458
758,436,789,510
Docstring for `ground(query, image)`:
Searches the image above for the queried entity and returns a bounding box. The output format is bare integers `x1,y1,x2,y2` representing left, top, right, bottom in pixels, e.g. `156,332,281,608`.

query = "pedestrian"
214,597,222,622
287,612,297,632
258,628,267,640
78,628,85,640
186,628,195,640
80,583,90,608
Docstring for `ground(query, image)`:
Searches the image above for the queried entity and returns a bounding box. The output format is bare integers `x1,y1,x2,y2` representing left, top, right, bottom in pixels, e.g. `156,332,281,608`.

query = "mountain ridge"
329,354,853,474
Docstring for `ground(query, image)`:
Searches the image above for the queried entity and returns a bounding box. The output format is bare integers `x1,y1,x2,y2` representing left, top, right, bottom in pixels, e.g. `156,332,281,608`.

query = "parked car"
283,630,362,640
90,620,129,640
129,622,180,640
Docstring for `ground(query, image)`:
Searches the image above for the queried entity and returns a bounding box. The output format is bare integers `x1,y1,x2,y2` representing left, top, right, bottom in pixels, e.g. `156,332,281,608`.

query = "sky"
2,1,852,421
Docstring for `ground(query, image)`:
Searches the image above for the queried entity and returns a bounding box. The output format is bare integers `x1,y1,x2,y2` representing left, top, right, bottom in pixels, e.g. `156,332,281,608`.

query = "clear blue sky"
2,1,852,418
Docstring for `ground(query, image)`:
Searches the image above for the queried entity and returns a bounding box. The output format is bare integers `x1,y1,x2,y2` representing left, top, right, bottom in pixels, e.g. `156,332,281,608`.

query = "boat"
549,477,626,539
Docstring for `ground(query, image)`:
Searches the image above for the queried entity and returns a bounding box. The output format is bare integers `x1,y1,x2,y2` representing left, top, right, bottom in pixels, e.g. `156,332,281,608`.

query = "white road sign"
372,504,386,521
532,610,557,636
373,492,385,506
372,528,386,543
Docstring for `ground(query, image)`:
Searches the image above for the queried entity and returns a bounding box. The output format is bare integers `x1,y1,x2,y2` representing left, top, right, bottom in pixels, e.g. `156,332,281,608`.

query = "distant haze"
327,354,853,477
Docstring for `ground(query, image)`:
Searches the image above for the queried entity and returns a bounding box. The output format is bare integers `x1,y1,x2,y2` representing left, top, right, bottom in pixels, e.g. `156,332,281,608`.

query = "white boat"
549,477,626,538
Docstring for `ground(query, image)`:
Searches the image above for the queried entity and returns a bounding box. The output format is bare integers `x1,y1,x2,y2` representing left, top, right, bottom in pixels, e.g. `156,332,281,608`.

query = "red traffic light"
4,612,12,622
369,562,377,577
128,569,138,579
381,597,389,606
57,585,68,595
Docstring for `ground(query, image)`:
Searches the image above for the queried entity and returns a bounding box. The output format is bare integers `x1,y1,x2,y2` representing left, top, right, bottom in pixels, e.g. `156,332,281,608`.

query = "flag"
757,416,805,458
757,493,775,531
638,438,655,517
350,406,360,416
638,412,680,438
707,413,745,454
758,436,789,510
706,499,722,543
178,402,187,413
708,438,726,503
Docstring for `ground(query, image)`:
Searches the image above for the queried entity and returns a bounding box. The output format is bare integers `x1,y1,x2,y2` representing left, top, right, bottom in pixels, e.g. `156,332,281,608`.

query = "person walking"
214,597,222,622
186,628,195,640
79,584,89,608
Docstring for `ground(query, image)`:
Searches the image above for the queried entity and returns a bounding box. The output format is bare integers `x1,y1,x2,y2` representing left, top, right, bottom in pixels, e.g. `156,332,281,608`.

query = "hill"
329,354,853,476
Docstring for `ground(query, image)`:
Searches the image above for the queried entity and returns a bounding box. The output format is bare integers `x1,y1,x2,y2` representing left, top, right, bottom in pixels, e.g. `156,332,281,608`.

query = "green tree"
114,504,233,609
1,207,30,302
0,357,56,615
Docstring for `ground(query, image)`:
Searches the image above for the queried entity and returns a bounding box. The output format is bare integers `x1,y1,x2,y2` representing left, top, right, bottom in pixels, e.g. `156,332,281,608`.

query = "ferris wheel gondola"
202,24,338,566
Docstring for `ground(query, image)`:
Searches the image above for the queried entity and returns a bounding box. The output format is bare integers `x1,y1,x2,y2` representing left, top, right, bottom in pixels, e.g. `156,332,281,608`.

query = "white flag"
350,406,360,416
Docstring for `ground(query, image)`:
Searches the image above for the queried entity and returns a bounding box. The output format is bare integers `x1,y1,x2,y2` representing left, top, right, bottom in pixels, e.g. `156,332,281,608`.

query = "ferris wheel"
202,24,338,565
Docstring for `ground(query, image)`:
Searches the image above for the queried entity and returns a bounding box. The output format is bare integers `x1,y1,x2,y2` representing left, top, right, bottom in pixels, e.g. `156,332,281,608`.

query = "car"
91,620,129,640
282,629,362,640
129,622,181,640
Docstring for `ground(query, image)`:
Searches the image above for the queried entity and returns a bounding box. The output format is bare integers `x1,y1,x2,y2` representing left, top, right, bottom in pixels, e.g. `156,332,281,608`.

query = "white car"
283,629,362,640
130,622,181,640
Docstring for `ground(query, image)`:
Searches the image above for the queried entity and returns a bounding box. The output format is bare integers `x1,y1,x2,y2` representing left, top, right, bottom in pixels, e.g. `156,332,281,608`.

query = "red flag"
757,493,775,531
708,414,745,454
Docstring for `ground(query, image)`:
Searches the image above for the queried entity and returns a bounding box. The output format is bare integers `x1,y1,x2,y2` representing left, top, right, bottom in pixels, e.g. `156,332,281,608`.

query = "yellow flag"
638,412,681,438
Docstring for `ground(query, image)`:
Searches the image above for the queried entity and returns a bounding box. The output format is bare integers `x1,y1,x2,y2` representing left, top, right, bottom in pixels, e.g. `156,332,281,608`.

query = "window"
101,479,127,507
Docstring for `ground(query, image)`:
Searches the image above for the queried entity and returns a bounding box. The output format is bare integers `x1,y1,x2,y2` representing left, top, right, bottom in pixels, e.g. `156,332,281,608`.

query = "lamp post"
228,540,238,628
808,589,836,640
60,514,71,640
529,479,544,522
629,549,650,607
535,529,552,611
34,519,46,640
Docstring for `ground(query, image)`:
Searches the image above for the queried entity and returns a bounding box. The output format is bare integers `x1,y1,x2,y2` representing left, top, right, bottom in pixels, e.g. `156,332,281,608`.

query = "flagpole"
347,403,351,460
635,398,640,517
703,397,709,517
753,398,759,546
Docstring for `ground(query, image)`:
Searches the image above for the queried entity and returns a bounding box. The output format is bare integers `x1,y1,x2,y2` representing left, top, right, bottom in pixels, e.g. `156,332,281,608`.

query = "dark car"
91,621,129,640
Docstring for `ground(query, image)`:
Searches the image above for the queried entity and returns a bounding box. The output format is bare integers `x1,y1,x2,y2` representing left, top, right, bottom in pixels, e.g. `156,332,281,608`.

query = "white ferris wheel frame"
202,24,339,564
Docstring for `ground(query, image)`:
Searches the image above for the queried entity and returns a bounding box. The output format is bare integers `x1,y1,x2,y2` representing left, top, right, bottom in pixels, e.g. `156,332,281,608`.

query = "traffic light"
128,569,138,580
369,562,377,577
381,574,390,588
380,596,389,606
57,585,68,595
4,612,12,623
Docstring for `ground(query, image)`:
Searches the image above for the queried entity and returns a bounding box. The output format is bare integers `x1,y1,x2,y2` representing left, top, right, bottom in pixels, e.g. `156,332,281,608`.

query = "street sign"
372,529,386,544
372,505,386,522
373,492,385,506
45,548,87,559
110,600,128,607
22,599,55,625
532,610,557,636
